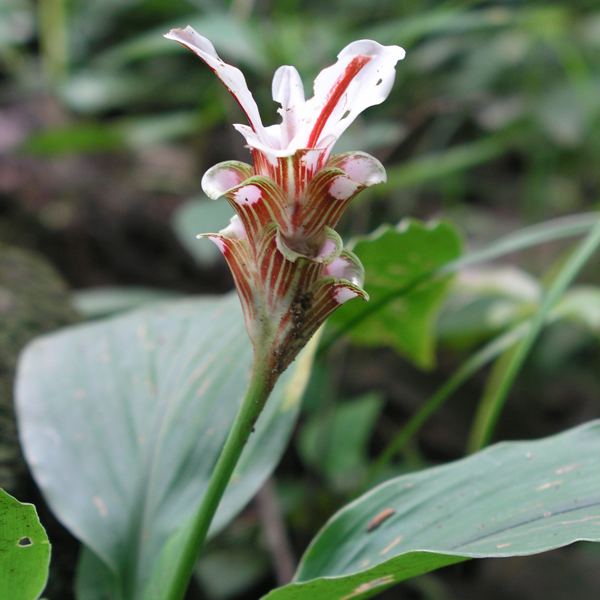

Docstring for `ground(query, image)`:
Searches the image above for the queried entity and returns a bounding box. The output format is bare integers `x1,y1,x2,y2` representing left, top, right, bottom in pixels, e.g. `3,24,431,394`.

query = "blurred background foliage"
1,0,600,599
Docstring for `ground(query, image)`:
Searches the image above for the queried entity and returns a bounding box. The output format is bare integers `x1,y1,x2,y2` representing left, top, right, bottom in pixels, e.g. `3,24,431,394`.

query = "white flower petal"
293,39,405,152
232,124,285,162
168,29,404,163
272,66,306,112
334,286,360,304
272,66,306,147
328,176,361,200
220,214,247,240
164,27,268,142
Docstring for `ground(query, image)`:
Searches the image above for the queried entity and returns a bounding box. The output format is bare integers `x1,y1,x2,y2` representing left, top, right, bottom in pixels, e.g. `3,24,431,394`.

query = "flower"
165,27,405,377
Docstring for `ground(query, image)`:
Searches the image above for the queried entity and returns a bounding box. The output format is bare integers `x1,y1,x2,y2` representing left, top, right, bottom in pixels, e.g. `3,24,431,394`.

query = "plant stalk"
164,355,276,600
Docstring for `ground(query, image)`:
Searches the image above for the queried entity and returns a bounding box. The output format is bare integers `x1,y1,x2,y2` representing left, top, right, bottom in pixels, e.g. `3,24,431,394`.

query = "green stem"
164,356,276,600
467,217,600,453
362,322,529,491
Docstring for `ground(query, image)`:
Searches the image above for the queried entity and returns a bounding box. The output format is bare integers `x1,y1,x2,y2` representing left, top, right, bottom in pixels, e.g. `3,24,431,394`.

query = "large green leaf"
72,287,183,319
263,420,600,600
15,293,316,599
0,488,50,600
171,197,235,267
328,219,462,368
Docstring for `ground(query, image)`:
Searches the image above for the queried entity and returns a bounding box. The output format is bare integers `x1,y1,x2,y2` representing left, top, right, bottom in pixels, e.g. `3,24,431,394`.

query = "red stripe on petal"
294,153,301,199
281,158,289,198
306,55,371,149
224,177,290,247
252,149,276,179
207,235,258,334
296,168,366,238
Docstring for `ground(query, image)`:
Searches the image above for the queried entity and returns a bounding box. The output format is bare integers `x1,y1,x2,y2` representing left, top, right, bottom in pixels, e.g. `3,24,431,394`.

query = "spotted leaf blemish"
379,535,403,555
340,575,395,600
18,536,33,547
366,508,395,532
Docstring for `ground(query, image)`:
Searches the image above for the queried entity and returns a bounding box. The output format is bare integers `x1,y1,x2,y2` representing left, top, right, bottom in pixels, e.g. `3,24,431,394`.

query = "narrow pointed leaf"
262,420,600,600
16,293,316,599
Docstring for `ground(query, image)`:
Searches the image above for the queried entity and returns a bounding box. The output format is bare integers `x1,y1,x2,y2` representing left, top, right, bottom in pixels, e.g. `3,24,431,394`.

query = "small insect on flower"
165,27,405,377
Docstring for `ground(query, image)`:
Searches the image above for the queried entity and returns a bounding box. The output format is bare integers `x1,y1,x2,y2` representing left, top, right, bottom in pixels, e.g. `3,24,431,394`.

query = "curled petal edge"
311,275,369,306
299,163,382,238
329,279,369,304
197,214,247,241
302,277,368,342
273,276,368,375
323,248,365,289
325,151,386,187
201,161,254,199
276,226,343,265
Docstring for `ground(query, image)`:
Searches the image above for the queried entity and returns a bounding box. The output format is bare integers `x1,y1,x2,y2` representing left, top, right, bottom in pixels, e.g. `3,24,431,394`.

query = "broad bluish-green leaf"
72,286,183,318
171,198,235,267
328,219,462,368
16,293,316,599
0,488,50,600
263,420,600,600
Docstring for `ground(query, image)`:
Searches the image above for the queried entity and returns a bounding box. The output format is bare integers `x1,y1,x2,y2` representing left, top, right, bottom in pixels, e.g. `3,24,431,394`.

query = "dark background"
1,0,600,598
